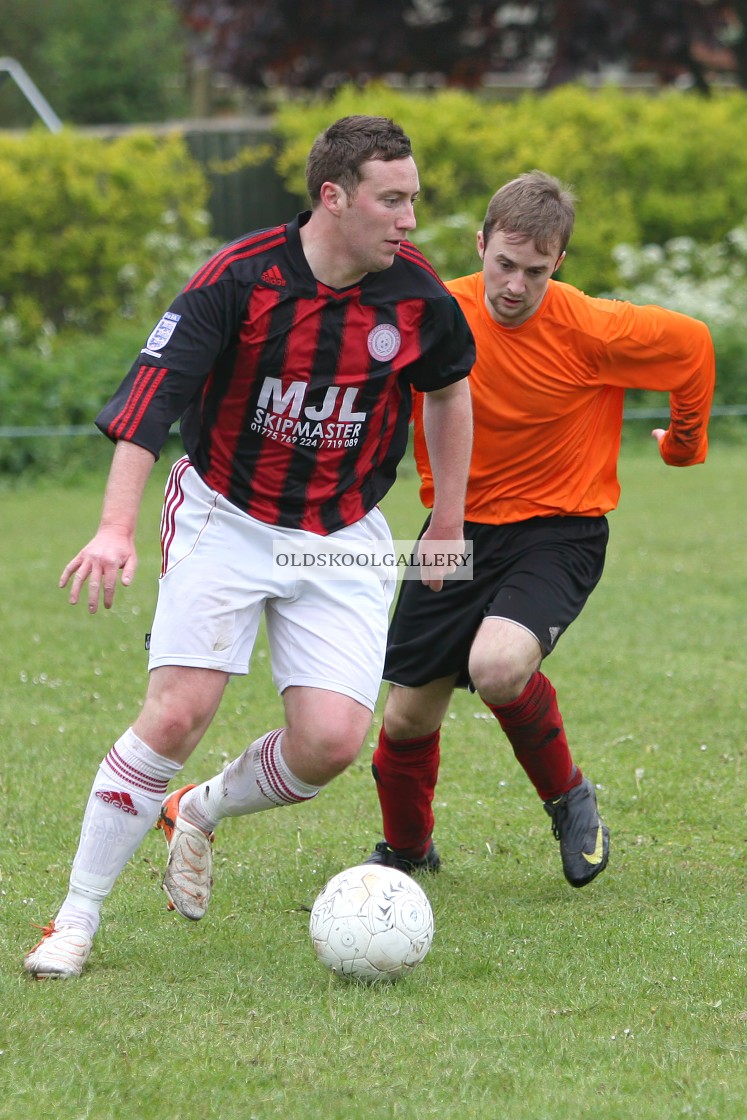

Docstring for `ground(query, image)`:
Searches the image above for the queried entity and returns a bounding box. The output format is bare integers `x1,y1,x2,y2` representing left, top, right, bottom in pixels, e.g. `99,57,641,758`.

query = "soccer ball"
309,862,434,983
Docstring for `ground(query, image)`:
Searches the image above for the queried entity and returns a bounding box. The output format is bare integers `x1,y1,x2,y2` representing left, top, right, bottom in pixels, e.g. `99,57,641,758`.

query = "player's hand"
651,428,666,447
59,527,138,613
417,529,467,593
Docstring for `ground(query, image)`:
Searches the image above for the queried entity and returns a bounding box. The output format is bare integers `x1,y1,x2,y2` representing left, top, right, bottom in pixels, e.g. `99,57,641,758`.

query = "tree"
0,0,189,126
174,0,746,95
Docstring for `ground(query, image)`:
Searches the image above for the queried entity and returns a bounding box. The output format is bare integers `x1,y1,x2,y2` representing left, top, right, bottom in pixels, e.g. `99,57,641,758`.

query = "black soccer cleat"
365,839,441,875
544,777,610,887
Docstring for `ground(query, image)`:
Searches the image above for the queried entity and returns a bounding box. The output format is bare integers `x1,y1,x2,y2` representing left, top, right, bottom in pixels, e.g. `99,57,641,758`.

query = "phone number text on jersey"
251,418,363,449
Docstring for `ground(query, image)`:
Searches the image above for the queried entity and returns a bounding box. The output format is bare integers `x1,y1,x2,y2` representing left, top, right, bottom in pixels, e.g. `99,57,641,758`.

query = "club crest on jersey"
144,311,181,355
367,323,401,362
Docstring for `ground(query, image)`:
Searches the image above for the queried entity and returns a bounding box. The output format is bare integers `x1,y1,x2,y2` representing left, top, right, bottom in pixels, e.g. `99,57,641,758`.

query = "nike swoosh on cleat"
582,825,605,865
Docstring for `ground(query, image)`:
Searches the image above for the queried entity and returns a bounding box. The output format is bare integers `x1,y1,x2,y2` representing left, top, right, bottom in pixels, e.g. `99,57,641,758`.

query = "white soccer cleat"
24,922,93,979
157,785,214,921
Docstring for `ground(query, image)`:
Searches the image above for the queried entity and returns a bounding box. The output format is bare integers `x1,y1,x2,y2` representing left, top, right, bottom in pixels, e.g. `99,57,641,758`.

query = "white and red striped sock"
180,728,321,833
57,727,182,933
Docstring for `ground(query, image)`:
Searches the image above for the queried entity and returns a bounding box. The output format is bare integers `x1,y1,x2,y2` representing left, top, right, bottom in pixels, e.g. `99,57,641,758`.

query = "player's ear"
553,250,566,273
319,181,345,215
476,230,485,260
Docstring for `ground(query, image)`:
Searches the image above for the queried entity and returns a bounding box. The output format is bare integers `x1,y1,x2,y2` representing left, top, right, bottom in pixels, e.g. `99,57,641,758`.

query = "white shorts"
147,457,398,711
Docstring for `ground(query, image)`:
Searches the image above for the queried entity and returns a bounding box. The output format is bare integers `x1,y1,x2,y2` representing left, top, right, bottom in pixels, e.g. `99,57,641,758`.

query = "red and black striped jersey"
97,212,474,535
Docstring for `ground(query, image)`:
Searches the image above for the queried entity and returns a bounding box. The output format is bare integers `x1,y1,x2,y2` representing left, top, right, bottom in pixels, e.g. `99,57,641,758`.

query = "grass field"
1,437,745,1119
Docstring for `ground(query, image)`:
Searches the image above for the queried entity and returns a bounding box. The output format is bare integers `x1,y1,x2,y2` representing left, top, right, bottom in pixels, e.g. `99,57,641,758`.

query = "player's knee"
382,701,427,740
306,726,364,777
138,702,207,752
383,707,434,741
382,684,440,741
469,652,527,706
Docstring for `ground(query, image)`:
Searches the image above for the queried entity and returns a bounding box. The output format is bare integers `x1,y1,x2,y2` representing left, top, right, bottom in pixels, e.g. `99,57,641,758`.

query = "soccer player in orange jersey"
367,170,715,887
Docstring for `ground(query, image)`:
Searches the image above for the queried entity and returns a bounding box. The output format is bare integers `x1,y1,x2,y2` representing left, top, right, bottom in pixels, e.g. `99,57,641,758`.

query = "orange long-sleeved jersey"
413,273,715,523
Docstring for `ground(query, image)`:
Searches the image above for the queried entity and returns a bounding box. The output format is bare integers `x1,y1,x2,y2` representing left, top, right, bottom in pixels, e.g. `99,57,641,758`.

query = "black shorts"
384,515,609,689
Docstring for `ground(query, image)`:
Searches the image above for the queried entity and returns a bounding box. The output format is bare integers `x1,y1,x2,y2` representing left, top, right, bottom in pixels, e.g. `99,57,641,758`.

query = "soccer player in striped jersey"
24,115,475,979
366,170,715,888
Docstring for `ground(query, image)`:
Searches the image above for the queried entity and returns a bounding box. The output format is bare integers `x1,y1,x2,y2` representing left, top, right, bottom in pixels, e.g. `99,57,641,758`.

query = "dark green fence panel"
184,124,302,241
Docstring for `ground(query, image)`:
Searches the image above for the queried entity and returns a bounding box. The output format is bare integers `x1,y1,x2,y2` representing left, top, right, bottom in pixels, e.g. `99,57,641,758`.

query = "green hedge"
0,129,211,343
3,87,746,481
0,130,218,479
0,321,148,480
274,83,747,296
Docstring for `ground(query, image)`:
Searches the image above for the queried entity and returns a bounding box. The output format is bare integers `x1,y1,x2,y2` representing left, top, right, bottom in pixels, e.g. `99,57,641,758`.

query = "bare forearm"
60,440,157,612
99,440,157,535
421,380,473,534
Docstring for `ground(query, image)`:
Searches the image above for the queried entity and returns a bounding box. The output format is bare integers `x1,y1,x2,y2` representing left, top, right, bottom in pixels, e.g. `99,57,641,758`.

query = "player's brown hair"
306,115,413,204
482,170,577,256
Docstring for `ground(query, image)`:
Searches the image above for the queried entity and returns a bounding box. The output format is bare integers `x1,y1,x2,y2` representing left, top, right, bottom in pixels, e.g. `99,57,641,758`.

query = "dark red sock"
485,672,582,801
371,726,440,859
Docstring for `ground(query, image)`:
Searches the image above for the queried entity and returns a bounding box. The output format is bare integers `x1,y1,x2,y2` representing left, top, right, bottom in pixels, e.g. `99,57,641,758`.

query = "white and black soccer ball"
309,862,434,983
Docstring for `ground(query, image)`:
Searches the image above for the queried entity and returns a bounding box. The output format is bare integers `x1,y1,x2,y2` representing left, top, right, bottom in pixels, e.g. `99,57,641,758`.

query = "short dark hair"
482,170,576,256
305,115,413,204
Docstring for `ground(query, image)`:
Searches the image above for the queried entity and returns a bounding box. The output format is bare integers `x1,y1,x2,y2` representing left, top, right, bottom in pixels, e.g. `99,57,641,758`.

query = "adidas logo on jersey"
260,265,286,287
95,790,138,815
